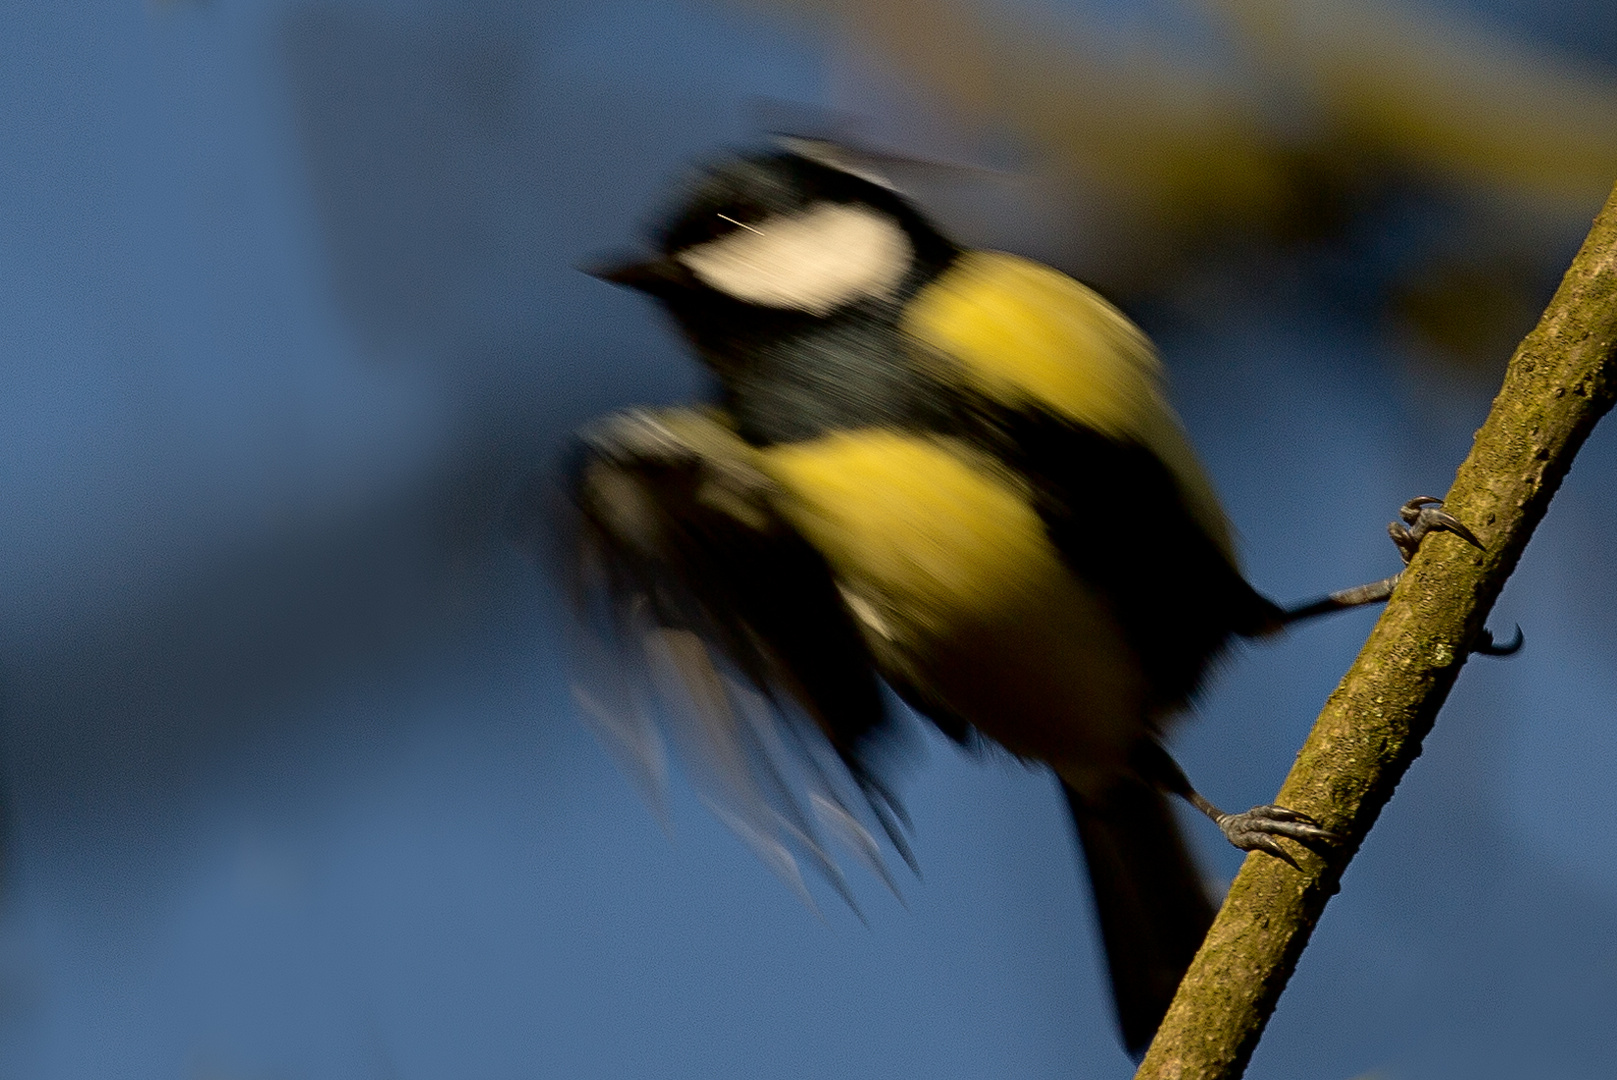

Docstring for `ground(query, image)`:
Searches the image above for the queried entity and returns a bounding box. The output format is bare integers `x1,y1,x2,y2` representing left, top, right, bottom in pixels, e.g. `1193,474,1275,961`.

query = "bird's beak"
582,254,690,297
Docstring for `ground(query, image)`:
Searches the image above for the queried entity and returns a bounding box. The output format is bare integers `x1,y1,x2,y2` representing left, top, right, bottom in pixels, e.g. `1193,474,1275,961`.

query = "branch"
1136,181,1617,1079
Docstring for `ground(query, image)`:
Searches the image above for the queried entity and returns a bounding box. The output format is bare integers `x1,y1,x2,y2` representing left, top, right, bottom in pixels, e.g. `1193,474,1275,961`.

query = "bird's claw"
1386,498,1521,658
1389,496,1483,565
1217,804,1342,866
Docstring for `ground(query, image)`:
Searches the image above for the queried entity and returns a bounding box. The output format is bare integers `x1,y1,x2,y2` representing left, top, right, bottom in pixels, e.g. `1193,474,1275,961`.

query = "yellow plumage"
903,251,1235,559
762,432,1045,630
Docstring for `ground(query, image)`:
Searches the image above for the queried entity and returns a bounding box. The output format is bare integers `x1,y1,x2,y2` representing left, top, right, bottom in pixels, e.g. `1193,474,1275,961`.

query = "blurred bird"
564,141,1483,1056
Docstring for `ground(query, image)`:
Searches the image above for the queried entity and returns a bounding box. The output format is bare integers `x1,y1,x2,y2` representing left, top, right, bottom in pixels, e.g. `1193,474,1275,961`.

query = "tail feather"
1062,777,1216,1059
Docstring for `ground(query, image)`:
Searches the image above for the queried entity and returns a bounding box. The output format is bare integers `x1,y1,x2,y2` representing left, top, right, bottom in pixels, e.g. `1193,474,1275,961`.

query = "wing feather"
564,407,912,904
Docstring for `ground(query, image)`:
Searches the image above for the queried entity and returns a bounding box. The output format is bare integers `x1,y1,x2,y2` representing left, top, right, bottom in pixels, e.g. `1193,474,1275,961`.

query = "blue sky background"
1,2,1615,1078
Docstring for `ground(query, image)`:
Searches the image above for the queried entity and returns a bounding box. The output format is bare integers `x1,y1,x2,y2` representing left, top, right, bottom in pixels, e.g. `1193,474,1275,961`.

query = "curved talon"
1244,833,1300,868
1474,624,1524,657
1216,804,1343,863
1386,499,1517,660
1398,495,1444,518
1390,496,1484,565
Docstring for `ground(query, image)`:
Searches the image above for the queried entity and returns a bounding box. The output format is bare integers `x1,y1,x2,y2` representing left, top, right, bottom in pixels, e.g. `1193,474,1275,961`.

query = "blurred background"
2,1,1615,1076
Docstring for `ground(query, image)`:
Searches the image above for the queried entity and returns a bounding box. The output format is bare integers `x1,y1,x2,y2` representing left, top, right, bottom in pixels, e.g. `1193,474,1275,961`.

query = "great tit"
564,141,1479,1056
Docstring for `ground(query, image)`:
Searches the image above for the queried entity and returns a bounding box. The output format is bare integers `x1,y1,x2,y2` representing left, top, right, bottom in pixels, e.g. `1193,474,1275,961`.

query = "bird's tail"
1061,775,1216,1059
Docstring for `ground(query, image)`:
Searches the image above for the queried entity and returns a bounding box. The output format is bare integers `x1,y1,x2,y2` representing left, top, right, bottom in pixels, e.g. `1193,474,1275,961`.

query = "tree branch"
1136,181,1617,1080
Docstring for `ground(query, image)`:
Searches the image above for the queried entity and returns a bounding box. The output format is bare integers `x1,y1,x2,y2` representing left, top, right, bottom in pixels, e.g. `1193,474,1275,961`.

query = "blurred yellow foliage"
741,0,1617,217
731,0,1617,364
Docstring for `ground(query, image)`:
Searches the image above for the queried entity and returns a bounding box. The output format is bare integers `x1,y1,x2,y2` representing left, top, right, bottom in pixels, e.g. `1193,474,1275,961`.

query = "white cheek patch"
675,203,914,316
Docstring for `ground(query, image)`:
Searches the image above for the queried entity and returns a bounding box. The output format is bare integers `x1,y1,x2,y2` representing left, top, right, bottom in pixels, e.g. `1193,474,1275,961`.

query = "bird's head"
588,143,958,337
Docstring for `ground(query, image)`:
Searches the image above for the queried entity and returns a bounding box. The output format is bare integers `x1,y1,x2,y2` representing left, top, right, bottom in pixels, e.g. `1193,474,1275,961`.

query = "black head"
590,146,959,323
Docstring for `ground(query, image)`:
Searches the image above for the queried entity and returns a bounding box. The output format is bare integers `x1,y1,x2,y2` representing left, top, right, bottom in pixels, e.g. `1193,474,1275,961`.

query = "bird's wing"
902,251,1284,709
1004,407,1283,710
902,250,1235,557
565,407,914,910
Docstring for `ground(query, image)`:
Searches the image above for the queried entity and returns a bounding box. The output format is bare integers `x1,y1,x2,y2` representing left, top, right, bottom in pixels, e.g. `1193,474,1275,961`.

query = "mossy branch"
1136,181,1617,1080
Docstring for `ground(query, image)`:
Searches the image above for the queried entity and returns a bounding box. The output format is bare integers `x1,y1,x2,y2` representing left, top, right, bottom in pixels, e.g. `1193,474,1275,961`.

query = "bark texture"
1136,181,1617,1080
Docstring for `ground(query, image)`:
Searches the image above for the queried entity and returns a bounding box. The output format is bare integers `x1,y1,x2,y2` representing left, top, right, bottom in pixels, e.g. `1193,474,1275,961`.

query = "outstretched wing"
564,407,914,910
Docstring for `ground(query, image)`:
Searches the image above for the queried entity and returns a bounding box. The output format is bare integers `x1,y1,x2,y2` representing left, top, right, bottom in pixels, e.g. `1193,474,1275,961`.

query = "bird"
561,139,1491,1057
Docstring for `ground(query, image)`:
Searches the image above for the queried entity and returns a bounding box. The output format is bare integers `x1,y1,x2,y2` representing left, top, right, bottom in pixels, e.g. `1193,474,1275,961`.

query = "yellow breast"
760,430,1145,765
761,431,1056,634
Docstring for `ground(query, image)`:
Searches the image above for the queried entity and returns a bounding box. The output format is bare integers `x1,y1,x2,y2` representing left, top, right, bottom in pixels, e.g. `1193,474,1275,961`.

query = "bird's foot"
1281,497,1516,658
1214,804,1342,867
1389,496,1482,565
1388,497,1522,656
